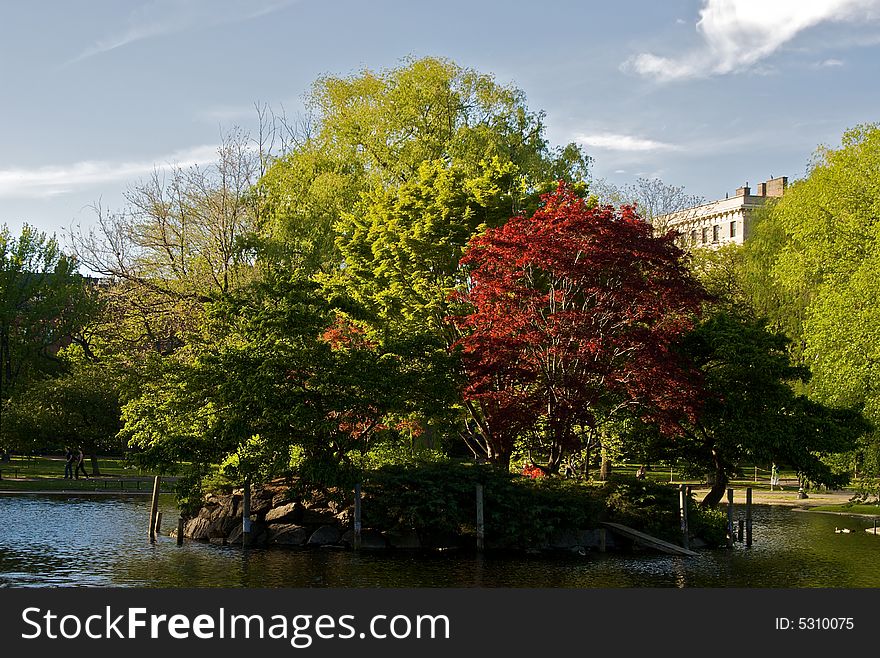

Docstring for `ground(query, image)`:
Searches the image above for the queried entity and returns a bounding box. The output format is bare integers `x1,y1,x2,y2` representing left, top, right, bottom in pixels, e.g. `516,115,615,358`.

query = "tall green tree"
744,124,880,476
0,225,89,449
636,312,868,506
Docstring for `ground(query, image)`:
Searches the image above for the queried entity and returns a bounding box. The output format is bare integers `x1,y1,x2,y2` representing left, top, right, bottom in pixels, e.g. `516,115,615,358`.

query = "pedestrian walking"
75,448,89,479
63,447,74,479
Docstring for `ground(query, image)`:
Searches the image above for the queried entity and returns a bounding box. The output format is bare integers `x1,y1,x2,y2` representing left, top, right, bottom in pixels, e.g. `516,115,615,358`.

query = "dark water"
1,494,878,588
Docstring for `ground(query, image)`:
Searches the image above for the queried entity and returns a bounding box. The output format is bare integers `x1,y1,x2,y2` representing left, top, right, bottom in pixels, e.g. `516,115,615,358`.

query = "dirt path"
688,485,853,508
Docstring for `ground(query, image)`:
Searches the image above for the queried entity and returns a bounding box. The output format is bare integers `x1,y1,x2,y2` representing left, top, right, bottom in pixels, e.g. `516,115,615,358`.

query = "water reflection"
1,495,878,588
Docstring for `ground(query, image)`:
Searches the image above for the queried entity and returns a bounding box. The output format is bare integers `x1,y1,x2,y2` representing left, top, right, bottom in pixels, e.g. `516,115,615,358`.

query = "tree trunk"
489,447,512,471
701,456,729,507
90,454,101,476
599,447,612,481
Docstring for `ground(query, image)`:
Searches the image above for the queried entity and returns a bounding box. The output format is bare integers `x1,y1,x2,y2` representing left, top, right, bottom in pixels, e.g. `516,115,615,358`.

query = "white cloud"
66,0,298,65
0,145,219,199
575,132,681,152
624,0,880,82
816,58,845,67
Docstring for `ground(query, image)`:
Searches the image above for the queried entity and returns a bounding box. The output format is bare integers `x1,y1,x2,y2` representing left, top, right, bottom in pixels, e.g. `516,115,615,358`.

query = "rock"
209,537,226,546
690,537,707,549
220,494,241,519
249,489,275,516
208,516,237,539
341,528,388,549
227,525,243,545
185,517,212,540
268,524,309,546
272,492,292,508
265,502,305,524
307,525,342,546
577,529,616,550
549,530,580,550
301,507,337,526
384,528,421,549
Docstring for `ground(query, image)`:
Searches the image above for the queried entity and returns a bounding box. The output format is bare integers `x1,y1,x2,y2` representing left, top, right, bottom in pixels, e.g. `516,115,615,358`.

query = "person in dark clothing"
74,448,89,479
64,447,74,479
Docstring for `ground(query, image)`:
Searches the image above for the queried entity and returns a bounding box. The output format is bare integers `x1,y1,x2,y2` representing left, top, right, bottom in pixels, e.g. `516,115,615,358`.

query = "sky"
2,0,880,237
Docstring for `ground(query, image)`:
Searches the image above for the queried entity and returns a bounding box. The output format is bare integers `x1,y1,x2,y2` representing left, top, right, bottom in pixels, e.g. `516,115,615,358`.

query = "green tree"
639,312,868,506
745,124,880,476
2,360,122,473
0,225,90,449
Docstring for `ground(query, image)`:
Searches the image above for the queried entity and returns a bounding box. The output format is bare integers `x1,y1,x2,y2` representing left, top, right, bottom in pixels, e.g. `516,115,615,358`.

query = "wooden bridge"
600,522,699,557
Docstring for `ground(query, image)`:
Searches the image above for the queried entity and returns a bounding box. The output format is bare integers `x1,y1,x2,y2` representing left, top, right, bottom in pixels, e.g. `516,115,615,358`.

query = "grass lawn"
0,455,176,493
809,503,880,516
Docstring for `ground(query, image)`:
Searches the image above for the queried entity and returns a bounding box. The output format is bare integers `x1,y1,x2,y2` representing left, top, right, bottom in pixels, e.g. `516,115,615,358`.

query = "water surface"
1,495,877,587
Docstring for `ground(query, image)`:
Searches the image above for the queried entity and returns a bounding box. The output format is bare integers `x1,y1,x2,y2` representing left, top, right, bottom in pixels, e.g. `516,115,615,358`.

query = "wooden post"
598,528,606,553
242,476,252,547
154,512,163,536
353,483,362,551
669,465,674,483
738,519,744,543
475,484,485,552
754,465,758,483
679,484,689,550
148,475,160,543
176,516,185,546
746,487,753,547
726,487,734,547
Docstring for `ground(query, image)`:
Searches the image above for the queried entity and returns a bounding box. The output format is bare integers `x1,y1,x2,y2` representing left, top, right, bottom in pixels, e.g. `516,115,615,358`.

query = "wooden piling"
598,528,606,553
746,487,753,547
242,476,252,547
726,488,734,547
353,483,362,551
177,516,185,546
148,476,160,543
154,512,163,536
679,484,689,550
738,519,744,543
476,484,485,552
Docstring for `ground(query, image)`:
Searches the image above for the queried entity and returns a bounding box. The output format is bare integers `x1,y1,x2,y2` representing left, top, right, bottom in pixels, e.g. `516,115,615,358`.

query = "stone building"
656,176,788,249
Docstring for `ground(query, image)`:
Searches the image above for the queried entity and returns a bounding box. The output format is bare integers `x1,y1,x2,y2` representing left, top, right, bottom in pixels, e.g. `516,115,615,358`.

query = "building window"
712,225,720,242
691,229,698,245
730,221,737,238
701,227,709,244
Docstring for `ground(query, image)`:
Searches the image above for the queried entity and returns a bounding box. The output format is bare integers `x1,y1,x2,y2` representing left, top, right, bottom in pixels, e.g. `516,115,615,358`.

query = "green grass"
0,455,175,493
809,503,880,516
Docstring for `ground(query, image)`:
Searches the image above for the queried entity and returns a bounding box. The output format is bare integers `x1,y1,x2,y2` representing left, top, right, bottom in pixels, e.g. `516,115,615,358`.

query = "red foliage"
521,464,546,479
453,183,706,469
321,314,376,351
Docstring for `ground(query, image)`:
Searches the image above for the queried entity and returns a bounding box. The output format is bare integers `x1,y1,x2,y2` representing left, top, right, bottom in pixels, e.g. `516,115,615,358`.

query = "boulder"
549,530,580,550
301,507,337,526
265,502,305,524
268,524,309,546
341,528,387,549
384,528,421,549
227,525,243,545
307,525,342,546
208,516,237,539
209,537,227,546
185,517,212,541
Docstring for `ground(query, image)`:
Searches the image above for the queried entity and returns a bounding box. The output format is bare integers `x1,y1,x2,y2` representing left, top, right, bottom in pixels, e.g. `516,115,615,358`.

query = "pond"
1,494,878,587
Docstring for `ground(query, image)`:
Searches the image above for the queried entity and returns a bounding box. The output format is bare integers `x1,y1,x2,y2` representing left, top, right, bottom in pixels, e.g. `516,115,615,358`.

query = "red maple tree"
453,184,706,471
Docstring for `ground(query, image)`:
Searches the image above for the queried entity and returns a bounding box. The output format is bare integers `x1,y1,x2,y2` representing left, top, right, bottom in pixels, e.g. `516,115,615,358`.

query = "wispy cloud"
66,0,297,66
815,58,845,68
0,145,218,199
575,132,681,152
623,0,880,82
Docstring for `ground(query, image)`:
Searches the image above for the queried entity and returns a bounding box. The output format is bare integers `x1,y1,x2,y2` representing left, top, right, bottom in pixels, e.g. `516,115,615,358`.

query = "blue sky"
2,0,880,236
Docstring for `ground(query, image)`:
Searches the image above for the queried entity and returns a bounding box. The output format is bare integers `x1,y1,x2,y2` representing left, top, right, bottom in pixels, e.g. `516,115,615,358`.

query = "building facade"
657,176,787,249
